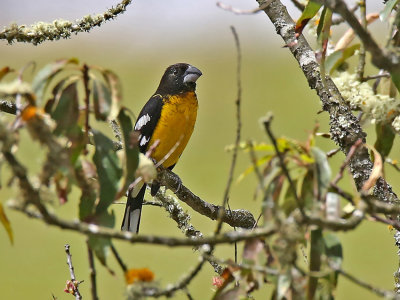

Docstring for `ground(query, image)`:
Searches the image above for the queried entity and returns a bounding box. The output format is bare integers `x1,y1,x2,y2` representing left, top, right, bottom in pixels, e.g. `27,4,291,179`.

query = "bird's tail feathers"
121,183,146,233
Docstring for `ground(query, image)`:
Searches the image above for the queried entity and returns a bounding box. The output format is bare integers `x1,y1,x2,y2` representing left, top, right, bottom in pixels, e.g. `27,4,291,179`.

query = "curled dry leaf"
362,145,383,192
335,13,379,51
326,192,340,221
0,202,13,244
136,153,157,183
243,238,264,262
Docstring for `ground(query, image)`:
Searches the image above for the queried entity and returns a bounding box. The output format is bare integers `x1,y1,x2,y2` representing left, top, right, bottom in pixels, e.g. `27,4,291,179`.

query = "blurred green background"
0,0,399,299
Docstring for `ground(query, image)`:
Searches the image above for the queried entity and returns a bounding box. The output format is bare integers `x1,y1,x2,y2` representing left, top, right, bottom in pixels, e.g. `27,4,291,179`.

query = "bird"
121,63,202,232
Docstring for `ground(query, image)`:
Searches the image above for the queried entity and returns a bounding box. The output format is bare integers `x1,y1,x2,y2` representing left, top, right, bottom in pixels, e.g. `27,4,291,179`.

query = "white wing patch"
140,136,150,146
135,113,151,130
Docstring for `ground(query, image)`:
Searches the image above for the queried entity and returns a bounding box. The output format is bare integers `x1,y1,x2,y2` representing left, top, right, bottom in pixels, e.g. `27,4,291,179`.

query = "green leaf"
317,7,332,80
92,130,122,214
323,232,343,290
243,238,264,264
87,211,115,272
0,202,13,244
279,178,298,216
276,273,291,300
0,67,12,81
76,159,98,220
51,82,79,136
263,173,283,223
116,108,139,198
391,70,400,93
317,7,332,42
92,79,112,121
326,44,360,74
214,287,241,300
380,0,399,22
323,232,343,267
295,0,323,37
101,69,122,120
311,147,331,200
308,228,324,300
32,58,78,105
237,154,272,183
374,121,395,159
225,141,274,152
88,235,111,266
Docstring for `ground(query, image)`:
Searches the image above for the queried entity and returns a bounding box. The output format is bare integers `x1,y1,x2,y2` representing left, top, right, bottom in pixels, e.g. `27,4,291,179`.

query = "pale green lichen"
392,115,400,132
332,71,400,125
0,79,32,95
0,0,132,45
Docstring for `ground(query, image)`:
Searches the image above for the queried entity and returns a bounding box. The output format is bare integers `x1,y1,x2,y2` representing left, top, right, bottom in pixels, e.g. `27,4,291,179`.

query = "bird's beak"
183,65,202,83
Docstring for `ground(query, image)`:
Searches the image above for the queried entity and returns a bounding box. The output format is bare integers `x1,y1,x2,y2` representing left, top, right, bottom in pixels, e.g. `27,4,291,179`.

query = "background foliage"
1,0,400,299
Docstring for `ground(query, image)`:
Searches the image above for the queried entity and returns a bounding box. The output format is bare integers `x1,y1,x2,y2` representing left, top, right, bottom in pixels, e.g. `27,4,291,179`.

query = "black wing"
134,94,164,153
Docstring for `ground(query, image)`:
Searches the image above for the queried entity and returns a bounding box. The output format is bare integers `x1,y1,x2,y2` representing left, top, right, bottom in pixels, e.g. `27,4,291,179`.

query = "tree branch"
127,260,205,298
157,168,256,229
155,191,203,239
322,0,400,73
0,99,17,115
0,0,132,45
8,202,276,247
255,0,398,203
64,244,83,300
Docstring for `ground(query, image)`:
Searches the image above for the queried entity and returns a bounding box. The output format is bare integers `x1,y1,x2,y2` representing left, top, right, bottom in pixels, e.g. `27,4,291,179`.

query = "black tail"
121,184,146,233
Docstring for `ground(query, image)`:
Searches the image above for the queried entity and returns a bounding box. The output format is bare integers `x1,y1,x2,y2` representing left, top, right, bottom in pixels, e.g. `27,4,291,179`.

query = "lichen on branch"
0,0,132,45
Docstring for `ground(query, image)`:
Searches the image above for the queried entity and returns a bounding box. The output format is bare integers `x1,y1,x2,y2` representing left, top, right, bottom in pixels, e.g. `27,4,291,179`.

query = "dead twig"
216,25,242,234
86,240,99,300
64,244,83,300
216,0,272,15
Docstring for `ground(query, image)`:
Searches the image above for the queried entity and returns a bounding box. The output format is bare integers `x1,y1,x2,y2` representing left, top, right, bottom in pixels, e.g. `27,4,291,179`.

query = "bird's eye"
173,69,178,75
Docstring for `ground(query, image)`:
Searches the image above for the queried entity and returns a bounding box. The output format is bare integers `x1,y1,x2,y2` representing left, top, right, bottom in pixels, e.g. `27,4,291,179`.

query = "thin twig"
364,72,391,81
111,244,128,273
262,114,306,217
216,26,242,234
202,252,279,276
155,136,182,168
331,5,358,25
326,148,340,158
83,64,90,155
332,265,398,299
130,260,206,298
183,289,194,300
248,141,264,187
64,244,82,300
324,0,400,73
8,203,276,247
332,139,363,186
216,0,272,15
153,190,223,272
356,0,367,81
86,240,99,300
289,0,305,11
155,191,203,239
330,183,354,204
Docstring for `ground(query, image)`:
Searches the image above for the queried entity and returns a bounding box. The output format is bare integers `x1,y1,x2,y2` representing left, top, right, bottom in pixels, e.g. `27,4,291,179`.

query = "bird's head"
156,63,202,95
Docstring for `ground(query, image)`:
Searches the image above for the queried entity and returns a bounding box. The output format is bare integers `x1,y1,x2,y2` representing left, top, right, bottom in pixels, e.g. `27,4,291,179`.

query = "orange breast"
148,91,198,168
